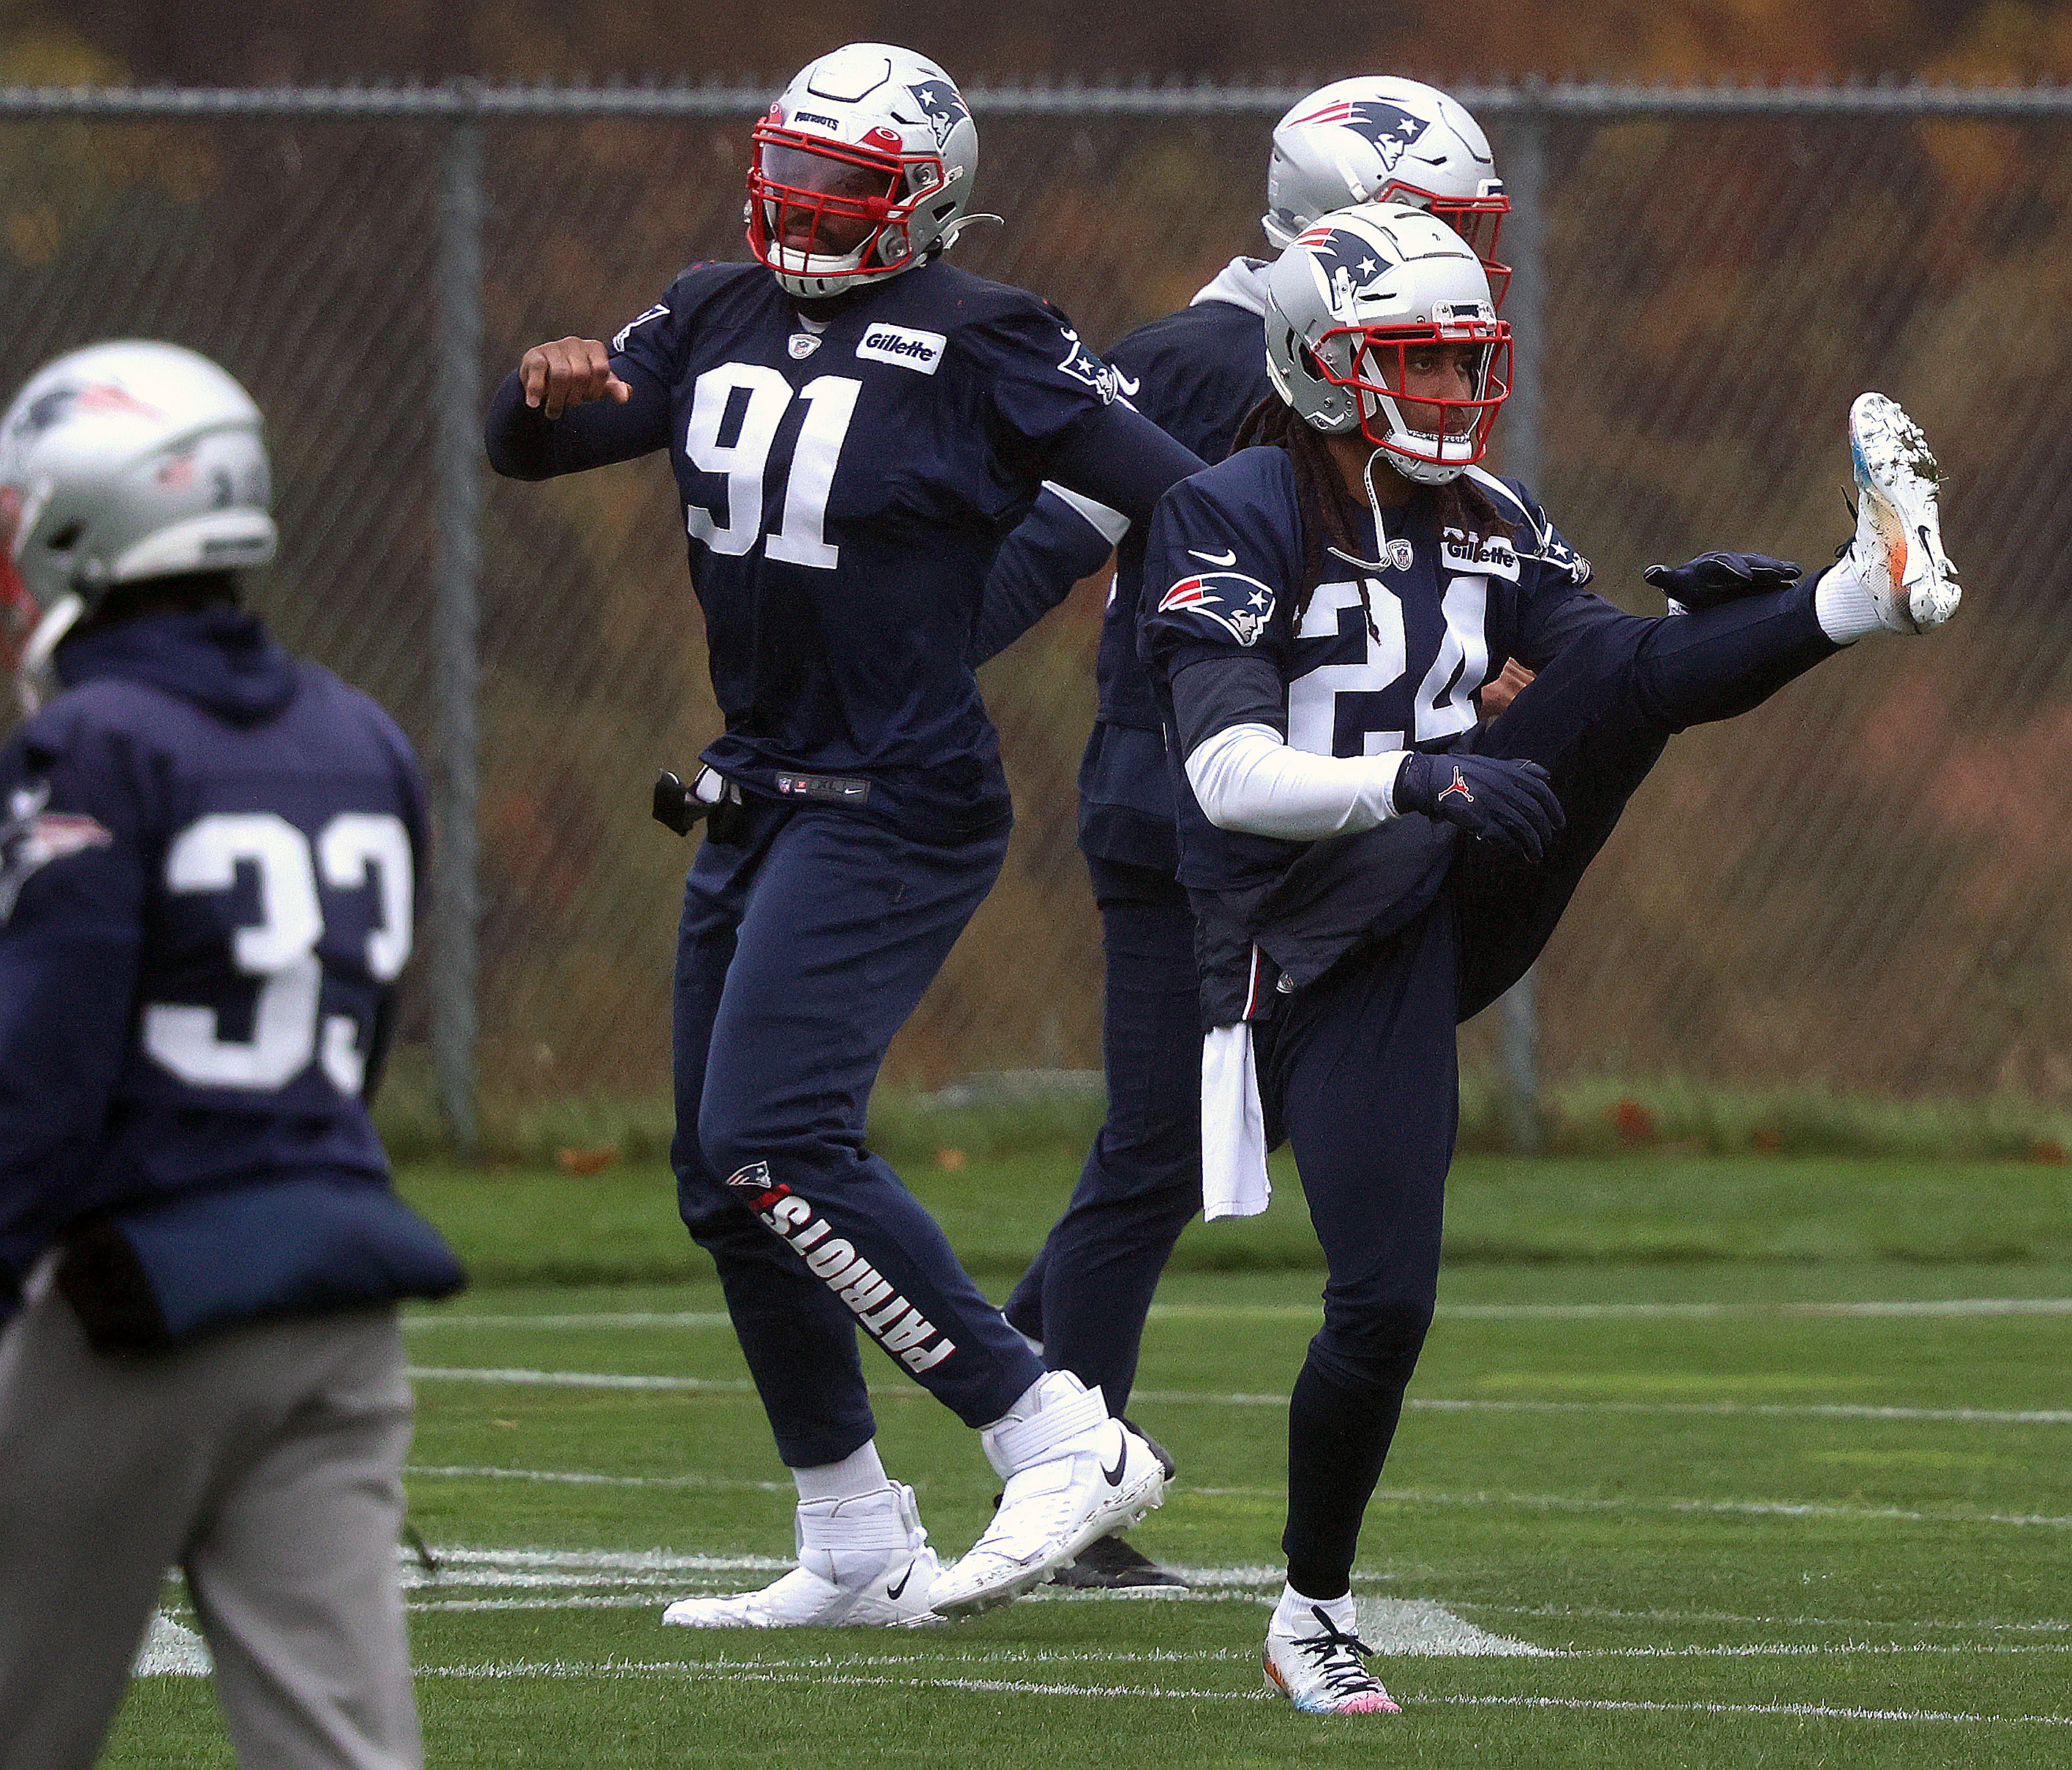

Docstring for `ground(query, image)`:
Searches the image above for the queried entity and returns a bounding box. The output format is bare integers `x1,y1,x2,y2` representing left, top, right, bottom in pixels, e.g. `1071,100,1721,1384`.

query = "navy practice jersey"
1141,449,1604,902
499,259,1149,839
0,610,425,1291
1095,270,1275,737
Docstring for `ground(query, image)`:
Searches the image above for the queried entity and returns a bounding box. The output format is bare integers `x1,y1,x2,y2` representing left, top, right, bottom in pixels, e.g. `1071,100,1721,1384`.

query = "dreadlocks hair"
1231,395,1518,633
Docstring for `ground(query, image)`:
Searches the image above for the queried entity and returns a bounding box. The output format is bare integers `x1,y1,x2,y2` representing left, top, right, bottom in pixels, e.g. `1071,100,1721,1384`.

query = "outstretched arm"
485,336,671,480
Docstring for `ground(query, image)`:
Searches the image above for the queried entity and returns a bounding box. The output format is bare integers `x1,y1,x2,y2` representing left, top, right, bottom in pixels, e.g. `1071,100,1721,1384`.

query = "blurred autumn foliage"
0,4,2069,1120
25,0,2072,86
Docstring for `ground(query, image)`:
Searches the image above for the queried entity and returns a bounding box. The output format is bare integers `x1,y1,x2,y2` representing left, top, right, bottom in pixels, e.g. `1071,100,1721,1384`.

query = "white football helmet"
0,340,275,702
1264,203,1510,486
746,42,981,300
1264,77,1510,303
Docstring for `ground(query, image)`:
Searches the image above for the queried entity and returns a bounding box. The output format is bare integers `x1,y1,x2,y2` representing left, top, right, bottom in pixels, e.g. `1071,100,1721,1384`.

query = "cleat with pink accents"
1844,391,1959,634
1264,1605,1403,1715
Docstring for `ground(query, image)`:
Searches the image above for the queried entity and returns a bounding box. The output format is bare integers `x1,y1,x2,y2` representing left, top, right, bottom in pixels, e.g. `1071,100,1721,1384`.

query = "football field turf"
109,1243,2072,1767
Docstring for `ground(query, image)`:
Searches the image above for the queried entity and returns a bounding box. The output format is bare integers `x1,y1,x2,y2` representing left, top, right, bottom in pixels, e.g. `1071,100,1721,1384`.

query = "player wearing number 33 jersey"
0,341,459,1770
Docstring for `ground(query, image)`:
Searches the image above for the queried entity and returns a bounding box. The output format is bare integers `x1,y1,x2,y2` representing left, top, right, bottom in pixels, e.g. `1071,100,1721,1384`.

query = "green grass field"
106,1149,2072,1768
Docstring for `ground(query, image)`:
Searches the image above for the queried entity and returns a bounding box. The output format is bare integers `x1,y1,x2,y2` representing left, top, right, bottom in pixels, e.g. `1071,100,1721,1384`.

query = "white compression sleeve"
1183,722,1412,840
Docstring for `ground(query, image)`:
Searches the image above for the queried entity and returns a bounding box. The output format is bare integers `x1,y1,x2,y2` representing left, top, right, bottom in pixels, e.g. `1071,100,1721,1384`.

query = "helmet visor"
748,123,939,279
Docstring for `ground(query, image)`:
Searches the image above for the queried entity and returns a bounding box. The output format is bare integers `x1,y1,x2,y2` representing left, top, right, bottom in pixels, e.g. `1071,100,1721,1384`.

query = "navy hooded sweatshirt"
0,608,432,1315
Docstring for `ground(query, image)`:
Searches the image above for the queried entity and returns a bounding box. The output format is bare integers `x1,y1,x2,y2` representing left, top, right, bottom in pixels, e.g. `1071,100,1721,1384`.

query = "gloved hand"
1395,752,1565,863
1642,551,1800,614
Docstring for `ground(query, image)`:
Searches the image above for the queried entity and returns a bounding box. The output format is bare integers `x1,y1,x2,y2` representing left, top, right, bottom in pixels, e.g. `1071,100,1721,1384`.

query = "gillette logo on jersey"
1159,571,1277,647
728,1161,957,1375
1440,528,1521,579
855,324,946,374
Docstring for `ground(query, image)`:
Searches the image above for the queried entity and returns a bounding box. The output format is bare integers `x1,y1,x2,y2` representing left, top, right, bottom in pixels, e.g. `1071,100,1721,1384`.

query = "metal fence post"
1495,88,1549,1156
431,97,484,1150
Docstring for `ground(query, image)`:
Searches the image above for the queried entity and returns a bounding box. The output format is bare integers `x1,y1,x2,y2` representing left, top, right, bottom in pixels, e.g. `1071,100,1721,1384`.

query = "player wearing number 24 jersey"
1139,202,1958,1714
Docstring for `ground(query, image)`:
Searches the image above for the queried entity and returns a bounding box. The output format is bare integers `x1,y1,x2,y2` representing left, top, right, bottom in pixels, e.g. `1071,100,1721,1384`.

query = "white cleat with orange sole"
1264,1604,1403,1715
1846,391,1960,634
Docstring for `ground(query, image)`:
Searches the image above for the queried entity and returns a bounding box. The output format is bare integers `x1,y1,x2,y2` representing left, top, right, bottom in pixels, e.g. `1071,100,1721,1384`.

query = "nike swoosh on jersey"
1188,547,1238,566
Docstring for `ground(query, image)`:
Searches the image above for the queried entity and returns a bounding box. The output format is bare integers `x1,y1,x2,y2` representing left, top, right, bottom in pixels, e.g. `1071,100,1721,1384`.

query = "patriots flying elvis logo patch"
1158,570,1276,647
0,780,112,923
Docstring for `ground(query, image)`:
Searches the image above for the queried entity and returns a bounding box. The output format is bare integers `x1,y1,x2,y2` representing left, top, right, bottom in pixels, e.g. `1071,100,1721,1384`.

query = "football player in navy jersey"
0,343,461,1769
977,78,1516,1589
485,42,1206,1626
1139,202,1959,1714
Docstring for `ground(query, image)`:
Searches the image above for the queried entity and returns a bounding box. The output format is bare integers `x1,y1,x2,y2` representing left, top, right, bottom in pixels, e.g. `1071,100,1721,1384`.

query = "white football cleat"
1846,391,1959,633
660,1481,942,1629
1264,1604,1402,1715
928,1372,1169,1618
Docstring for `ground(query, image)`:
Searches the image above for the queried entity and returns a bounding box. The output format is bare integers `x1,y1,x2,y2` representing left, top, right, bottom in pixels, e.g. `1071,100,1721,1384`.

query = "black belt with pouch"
56,1175,466,1353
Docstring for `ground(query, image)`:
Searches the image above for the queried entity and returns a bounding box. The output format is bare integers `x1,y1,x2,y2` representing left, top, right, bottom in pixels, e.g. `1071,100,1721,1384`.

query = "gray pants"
0,1265,422,1770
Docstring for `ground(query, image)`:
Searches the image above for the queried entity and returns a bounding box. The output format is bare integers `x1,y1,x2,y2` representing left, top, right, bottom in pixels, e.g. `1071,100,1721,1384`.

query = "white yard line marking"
408,1463,790,1493
1786,1298,2072,1317
403,1298,2072,1329
1458,1600,2072,1635
407,1366,755,1393
409,1365,2070,1424
400,1550,2072,1654
403,1657,2072,1724
133,1614,211,1677
1425,1694,2072,1725
1184,1485,2072,1529
1400,1399,2072,1427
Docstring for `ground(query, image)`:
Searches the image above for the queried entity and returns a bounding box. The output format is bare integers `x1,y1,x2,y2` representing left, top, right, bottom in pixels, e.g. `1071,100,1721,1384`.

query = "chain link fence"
1,81,2066,1144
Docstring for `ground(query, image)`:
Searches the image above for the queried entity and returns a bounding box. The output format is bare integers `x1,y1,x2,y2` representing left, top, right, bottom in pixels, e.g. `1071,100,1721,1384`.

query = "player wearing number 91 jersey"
487,42,1201,1630
0,341,458,1770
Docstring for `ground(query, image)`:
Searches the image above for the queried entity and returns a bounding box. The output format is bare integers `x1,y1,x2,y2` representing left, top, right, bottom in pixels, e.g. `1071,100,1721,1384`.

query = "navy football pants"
672,801,1044,1468
1004,855,1204,1415
1266,584,1838,1598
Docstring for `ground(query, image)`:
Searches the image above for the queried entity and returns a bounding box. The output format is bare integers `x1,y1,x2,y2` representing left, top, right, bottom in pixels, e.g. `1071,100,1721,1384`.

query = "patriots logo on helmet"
1299,226,1394,313
0,780,113,923
1288,97,1429,174
906,78,968,149
1158,570,1276,647
15,381,165,439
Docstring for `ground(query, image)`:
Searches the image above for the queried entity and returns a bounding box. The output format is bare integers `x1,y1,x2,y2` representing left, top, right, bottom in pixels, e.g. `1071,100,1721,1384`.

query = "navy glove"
1642,550,1800,614
1395,752,1565,863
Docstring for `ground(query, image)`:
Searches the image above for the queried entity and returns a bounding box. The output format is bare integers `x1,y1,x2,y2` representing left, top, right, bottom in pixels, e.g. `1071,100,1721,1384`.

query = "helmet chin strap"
17,591,83,718
1320,447,1401,575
